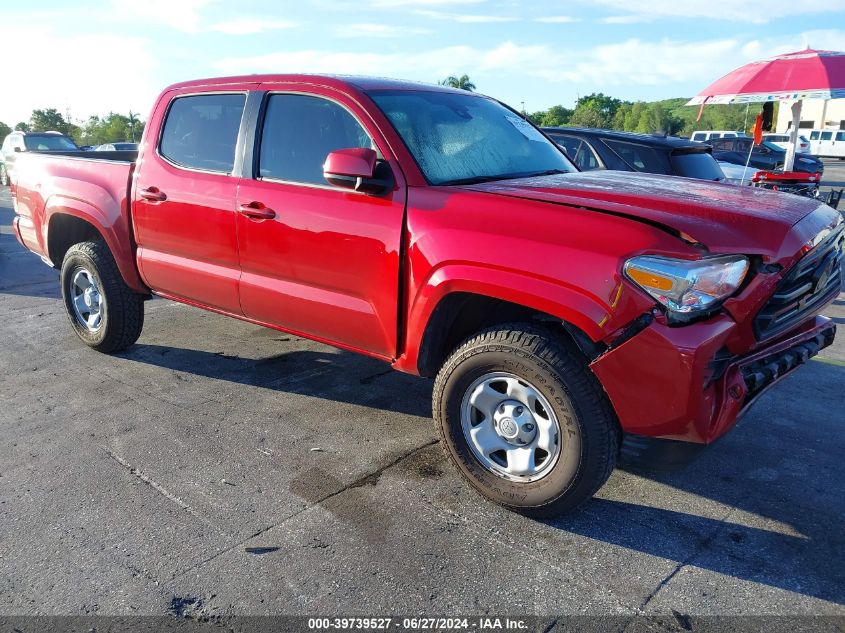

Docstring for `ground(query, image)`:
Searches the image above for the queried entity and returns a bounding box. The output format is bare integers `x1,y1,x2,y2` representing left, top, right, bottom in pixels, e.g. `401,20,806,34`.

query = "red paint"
9,74,841,445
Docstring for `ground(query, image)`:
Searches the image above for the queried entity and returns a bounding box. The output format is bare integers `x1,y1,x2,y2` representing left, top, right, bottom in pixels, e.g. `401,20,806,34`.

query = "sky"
2,0,845,126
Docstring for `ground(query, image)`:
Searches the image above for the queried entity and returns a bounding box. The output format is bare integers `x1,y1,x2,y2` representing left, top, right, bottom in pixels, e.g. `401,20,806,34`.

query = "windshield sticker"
505,116,547,143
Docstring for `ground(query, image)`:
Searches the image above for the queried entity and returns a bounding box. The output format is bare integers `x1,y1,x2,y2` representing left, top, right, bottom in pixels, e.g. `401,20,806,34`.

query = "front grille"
754,223,844,340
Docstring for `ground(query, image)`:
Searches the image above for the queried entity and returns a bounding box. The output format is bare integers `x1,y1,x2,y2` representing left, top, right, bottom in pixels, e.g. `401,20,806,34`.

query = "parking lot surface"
0,183,843,623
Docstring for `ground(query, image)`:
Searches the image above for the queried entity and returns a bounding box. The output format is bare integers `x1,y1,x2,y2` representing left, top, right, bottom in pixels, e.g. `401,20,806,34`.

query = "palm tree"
438,74,476,92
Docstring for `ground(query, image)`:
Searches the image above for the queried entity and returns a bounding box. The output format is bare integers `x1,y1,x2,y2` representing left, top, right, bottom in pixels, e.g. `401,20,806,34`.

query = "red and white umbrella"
687,49,845,171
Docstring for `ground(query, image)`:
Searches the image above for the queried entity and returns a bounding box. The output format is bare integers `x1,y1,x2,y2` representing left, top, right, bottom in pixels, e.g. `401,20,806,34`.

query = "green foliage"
0,121,11,140
572,93,624,128
529,105,573,128
14,122,30,132
29,108,79,137
438,74,477,91
529,94,773,137
74,113,145,146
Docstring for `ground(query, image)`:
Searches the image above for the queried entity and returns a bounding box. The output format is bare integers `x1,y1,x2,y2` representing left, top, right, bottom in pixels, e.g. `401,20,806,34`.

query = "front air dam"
590,314,835,444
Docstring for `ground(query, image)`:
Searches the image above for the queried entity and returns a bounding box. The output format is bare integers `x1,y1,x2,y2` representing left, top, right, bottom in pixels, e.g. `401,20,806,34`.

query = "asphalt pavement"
0,185,843,627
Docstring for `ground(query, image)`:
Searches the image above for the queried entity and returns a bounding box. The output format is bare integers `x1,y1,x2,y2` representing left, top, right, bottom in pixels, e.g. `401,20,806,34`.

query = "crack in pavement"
168,438,441,581
619,507,736,630
100,446,226,535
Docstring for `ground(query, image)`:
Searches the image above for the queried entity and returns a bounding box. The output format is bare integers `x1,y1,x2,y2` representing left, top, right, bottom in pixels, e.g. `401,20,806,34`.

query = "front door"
133,87,255,313
236,88,406,359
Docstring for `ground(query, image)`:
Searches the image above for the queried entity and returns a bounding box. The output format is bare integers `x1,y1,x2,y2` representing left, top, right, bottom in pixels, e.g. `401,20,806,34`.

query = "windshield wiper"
523,169,569,177
438,169,569,186
437,175,515,186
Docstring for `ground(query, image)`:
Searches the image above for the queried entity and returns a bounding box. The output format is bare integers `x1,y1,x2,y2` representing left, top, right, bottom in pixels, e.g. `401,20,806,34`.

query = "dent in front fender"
590,315,738,442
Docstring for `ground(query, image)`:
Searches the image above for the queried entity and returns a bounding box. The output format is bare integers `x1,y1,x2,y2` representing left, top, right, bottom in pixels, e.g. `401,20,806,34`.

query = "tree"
539,105,573,128
439,74,476,91
74,113,146,146
15,122,31,132
29,108,78,136
0,121,11,140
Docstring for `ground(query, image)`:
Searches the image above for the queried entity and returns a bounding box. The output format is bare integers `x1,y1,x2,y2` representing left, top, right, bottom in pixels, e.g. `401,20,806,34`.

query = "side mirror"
323,148,392,195
13,147,21,153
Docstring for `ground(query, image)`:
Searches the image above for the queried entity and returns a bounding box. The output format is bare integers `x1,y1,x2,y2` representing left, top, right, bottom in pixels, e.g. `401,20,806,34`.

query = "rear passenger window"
602,140,670,174
159,94,246,173
258,94,374,185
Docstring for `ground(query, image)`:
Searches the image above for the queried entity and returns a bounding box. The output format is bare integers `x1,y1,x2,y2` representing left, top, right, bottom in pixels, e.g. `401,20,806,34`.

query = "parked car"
543,127,726,181
807,129,845,159
690,130,748,142
94,142,139,152
762,133,811,153
710,137,824,174
0,130,79,186
10,75,841,516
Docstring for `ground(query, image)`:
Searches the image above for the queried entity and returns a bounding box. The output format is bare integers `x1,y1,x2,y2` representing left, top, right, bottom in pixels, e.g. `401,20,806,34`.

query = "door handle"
238,201,276,220
139,186,167,202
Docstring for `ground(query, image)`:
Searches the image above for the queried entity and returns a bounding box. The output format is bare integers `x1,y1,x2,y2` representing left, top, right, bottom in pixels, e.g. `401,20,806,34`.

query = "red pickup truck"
10,75,842,516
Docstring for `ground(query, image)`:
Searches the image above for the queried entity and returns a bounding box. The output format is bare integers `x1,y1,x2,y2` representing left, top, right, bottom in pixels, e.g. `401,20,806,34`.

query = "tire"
433,324,619,517
61,240,144,353
0,164,8,187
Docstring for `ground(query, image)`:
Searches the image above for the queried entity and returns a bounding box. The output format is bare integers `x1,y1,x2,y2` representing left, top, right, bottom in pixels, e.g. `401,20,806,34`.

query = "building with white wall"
776,98,845,132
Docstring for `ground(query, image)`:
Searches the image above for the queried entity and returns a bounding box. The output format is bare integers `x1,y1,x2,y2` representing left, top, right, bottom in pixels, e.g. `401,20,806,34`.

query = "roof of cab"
164,74,467,94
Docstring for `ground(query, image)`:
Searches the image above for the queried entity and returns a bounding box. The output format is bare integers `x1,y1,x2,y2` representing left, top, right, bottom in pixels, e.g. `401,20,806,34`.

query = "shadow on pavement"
552,361,845,605
119,343,432,418
121,338,844,604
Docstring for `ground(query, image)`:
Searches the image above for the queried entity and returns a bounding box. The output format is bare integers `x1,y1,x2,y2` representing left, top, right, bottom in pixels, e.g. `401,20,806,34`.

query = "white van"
690,130,748,142
762,133,811,153
807,129,845,158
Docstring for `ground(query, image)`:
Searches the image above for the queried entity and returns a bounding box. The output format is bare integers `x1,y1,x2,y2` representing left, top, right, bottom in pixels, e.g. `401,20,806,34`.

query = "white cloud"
209,18,298,35
590,0,845,23
367,0,484,5
213,29,845,99
534,16,580,23
415,9,518,22
108,0,216,32
599,15,650,24
0,25,158,125
337,23,430,37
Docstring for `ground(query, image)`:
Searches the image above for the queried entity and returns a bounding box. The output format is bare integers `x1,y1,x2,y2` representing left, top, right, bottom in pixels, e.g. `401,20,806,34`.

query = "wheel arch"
45,201,147,294
404,266,614,377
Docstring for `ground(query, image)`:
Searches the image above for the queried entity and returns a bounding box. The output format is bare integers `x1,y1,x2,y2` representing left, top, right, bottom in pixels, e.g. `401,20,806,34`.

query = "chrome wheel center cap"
493,400,537,445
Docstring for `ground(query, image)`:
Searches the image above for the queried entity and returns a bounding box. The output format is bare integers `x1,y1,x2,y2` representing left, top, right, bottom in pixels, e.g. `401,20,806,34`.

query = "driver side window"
258,94,374,185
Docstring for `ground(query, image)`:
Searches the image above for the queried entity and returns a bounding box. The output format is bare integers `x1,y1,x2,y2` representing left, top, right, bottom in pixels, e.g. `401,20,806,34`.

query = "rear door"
133,85,255,313
832,131,845,158
235,85,407,359
818,131,834,156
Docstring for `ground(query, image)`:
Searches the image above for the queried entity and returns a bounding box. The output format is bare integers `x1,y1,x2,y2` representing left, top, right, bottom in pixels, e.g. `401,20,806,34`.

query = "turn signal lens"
624,255,749,315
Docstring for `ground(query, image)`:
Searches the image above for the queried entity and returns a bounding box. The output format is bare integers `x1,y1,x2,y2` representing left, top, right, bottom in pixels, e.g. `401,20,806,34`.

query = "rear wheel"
61,241,144,352
433,324,619,517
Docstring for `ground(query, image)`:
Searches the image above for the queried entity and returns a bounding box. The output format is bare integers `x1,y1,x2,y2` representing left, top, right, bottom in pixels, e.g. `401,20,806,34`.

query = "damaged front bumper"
590,314,836,444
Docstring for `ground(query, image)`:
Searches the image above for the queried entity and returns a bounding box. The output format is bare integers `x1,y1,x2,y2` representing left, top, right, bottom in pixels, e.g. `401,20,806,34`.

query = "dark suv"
542,127,726,181
0,131,79,186
709,137,824,174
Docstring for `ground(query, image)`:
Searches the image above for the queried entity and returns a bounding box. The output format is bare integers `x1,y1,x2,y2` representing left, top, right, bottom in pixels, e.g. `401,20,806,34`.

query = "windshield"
23,134,78,151
670,151,724,181
368,90,575,185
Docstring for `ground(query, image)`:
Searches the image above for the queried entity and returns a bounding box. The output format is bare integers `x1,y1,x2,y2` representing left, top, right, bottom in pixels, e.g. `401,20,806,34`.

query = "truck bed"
11,150,143,292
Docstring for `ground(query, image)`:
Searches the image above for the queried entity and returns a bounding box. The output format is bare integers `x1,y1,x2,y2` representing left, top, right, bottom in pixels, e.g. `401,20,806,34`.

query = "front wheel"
61,241,145,352
433,324,619,517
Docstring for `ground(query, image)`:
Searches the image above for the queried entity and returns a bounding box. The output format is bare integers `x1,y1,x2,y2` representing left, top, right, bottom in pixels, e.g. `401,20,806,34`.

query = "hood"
461,171,826,255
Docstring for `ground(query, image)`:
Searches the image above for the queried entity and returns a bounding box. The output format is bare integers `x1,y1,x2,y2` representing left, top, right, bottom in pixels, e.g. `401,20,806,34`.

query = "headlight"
624,255,749,315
